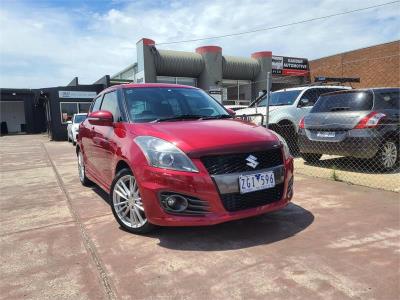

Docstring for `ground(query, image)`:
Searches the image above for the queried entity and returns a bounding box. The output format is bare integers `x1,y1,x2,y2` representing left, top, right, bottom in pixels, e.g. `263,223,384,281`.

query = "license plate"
317,131,335,138
239,171,275,194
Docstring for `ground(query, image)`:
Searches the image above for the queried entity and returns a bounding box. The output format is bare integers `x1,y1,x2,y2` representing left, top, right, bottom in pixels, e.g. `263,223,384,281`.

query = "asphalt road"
0,134,399,300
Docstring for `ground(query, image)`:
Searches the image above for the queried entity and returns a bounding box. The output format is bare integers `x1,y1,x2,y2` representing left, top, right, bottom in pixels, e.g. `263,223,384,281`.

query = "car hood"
128,119,280,157
236,106,287,115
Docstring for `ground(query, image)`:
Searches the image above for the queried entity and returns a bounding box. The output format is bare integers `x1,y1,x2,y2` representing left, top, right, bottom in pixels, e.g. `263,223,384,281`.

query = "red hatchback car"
77,84,294,233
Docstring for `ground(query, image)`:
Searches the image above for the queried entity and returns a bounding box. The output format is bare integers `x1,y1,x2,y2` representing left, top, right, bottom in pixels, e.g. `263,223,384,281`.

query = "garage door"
0,101,26,133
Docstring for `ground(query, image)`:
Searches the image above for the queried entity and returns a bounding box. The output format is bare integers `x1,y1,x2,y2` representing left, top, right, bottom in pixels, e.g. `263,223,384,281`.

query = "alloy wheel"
112,175,147,228
381,141,398,169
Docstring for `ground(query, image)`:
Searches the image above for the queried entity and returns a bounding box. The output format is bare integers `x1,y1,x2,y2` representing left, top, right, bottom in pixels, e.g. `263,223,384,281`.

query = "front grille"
220,183,284,212
200,148,283,175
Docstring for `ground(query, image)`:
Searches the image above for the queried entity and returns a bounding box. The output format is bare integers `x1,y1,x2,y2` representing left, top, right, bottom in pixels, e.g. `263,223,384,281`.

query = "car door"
93,89,122,187
82,95,103,174
296,88,319,124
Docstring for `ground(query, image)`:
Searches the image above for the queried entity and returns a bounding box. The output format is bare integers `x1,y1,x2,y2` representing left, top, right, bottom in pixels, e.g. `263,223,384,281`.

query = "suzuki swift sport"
77,84,294,234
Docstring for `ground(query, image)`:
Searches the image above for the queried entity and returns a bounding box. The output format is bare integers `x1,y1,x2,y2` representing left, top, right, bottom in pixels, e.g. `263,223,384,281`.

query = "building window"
60,102,91,124
176,77,197,87
157,76,197,87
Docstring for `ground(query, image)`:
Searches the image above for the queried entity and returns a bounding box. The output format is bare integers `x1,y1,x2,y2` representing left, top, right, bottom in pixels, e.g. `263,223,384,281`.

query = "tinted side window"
374,91,400,110
91,96,103,112
300,89,319,106
101,91,121,121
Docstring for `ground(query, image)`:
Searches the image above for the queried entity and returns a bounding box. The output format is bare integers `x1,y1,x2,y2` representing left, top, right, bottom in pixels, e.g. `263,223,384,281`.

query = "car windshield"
74,114,86,123
255,90,302,107
123,87,230,123
311,91,373,113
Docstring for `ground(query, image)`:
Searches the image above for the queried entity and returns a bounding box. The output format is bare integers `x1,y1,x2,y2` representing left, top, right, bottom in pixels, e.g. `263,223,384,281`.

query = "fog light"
164,194,188,212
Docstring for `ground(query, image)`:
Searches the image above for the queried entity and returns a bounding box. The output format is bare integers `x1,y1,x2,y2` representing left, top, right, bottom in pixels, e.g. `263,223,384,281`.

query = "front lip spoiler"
211,165,285,195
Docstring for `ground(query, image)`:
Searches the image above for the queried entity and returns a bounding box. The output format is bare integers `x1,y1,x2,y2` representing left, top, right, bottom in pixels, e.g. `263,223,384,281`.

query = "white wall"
0,101,26,133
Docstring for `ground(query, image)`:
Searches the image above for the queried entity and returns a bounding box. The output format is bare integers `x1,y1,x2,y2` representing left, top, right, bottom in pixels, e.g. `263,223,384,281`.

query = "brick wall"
309,41,400,88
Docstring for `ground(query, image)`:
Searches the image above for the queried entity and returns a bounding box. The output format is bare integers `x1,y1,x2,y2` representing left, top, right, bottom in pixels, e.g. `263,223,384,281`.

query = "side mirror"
88,110,114,126
226,108,236,116
299,98,310,107
67,120,72,124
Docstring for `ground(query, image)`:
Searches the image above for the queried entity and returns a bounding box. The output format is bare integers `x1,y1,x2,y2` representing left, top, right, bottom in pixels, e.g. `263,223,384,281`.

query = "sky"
0,0,399,88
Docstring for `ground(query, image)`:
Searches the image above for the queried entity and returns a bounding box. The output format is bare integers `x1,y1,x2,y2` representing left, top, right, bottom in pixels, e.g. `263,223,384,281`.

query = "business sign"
272,56,309,76
209,87,222,102
58,91,97,99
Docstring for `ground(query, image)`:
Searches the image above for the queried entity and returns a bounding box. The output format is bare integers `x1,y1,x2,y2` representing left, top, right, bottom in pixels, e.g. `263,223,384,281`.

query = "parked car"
67,113,87,145
236,85,351,152
298,88,400,171
76,83,294,234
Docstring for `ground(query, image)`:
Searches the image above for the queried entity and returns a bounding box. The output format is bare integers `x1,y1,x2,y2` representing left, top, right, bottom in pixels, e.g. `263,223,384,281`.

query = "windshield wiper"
329,106,351,112
201,115,233,120
152,114,203,123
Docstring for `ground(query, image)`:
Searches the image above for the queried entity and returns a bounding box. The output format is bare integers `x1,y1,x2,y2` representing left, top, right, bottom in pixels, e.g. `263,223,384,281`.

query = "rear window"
374,90,400,110
311,91,373,113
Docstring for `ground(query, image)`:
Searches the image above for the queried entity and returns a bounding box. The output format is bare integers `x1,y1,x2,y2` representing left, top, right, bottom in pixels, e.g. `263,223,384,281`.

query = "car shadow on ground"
148,203,313,251
304,156,400,174
92,186,314,251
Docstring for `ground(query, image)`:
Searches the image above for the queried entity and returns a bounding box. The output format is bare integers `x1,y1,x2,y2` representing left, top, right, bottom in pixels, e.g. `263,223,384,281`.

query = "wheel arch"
115,160,132,175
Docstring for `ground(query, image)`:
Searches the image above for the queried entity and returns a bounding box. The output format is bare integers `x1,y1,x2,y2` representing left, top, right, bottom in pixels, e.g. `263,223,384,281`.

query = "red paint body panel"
78,84,294,227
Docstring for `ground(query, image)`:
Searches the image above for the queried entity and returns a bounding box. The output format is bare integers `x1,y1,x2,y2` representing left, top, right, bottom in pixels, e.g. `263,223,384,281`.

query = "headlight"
272,132,291,160
134,136,199,173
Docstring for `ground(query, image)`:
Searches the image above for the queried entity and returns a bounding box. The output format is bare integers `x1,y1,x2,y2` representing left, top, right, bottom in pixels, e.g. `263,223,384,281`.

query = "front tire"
110,168,155,234
374,140,398,171
301,153,322,163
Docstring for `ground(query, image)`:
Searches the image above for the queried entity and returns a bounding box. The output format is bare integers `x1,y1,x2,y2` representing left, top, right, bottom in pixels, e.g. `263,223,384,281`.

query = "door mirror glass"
299,98,310,107
87,110,114,126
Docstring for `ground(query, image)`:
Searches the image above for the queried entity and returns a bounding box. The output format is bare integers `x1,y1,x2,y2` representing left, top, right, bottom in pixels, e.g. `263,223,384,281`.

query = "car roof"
320,87,399,96
74,113,87,116
274,85,351,92
101,83,198,94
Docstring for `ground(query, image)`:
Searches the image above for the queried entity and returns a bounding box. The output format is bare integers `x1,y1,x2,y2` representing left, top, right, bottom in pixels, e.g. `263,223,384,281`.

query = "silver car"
236,85,351,152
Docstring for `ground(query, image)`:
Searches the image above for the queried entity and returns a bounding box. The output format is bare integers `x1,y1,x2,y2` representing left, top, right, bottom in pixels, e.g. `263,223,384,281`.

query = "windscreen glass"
256,90,302,107
124,88,229,123
74,114,87,123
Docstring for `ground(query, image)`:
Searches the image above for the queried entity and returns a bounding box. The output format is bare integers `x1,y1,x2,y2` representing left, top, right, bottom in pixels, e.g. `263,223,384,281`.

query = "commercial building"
112,38,310,105
310,40,400,88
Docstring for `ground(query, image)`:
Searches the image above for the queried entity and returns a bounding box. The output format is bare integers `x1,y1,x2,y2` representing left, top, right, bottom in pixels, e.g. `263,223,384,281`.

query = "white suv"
236,85,351,152
67,113,87,145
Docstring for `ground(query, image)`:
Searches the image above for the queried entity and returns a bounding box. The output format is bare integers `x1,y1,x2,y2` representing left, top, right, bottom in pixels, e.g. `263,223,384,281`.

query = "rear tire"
77,150,93,186
110,168,155,234
374,140,398,172
301,153,322,163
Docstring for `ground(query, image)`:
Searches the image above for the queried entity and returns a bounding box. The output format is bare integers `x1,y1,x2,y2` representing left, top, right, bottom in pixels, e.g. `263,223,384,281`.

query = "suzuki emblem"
246,155,259,169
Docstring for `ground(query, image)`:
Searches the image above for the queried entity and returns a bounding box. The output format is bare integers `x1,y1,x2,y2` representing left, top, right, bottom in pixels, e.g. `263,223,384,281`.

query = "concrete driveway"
0,134,399,300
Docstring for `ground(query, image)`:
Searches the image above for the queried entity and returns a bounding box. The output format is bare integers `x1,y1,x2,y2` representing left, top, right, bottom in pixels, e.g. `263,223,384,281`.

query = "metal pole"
265,71,271,128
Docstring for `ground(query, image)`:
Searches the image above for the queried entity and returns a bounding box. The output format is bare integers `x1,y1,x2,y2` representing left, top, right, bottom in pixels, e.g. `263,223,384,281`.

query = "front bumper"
134,157,294,226
298,128,381,159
